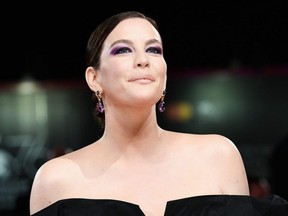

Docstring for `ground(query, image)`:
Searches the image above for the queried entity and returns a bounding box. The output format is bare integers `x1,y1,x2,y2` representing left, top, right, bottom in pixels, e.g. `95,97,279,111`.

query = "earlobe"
85,66,100,92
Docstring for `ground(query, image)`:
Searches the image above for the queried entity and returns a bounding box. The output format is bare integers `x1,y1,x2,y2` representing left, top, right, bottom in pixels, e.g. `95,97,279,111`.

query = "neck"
101,126,166,164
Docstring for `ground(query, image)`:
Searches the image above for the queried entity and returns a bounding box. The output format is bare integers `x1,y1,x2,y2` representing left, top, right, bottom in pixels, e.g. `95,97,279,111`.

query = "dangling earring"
158,90,166,112
96,91,105,113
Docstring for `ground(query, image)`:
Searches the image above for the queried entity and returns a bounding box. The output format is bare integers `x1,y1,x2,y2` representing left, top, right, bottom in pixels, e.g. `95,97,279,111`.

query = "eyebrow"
109,38,162,49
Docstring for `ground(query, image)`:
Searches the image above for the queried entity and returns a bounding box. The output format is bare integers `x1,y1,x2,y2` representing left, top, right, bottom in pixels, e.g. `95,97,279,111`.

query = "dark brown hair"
86,11,159,129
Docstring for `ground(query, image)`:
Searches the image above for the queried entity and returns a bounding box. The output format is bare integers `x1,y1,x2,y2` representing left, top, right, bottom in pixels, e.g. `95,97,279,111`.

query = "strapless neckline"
31,194,288,216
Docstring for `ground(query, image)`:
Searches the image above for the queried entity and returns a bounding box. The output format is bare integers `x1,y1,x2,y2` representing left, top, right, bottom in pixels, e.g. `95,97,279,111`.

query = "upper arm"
210,135,250,195
29,158,68,214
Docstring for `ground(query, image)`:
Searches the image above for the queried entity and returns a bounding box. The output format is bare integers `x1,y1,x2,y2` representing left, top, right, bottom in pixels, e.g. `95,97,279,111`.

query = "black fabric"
31,194,288,216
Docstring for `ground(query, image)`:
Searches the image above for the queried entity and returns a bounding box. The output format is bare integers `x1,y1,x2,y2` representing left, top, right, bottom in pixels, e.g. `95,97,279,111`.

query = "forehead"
105,18,162,44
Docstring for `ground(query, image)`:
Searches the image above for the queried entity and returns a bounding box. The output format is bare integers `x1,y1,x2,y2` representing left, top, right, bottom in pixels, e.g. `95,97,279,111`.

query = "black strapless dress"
31,194,288,216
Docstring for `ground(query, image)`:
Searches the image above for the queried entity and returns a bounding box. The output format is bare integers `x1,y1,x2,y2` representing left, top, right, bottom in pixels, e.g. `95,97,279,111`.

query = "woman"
29,11,287,215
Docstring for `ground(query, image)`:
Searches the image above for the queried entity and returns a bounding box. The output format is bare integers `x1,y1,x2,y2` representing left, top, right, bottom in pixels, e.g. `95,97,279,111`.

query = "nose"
135,52,149,68
137,62,149,68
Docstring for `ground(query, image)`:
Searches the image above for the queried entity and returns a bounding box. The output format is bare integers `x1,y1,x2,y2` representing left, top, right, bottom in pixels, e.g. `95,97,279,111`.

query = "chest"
61,157,222,215
67,160,221,201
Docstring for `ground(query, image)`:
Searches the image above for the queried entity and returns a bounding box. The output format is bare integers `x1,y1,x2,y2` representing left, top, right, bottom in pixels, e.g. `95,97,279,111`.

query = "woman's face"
97,18,167,109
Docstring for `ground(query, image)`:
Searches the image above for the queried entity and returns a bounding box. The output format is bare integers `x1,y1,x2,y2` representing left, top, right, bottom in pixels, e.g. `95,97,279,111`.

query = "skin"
29,18,250,216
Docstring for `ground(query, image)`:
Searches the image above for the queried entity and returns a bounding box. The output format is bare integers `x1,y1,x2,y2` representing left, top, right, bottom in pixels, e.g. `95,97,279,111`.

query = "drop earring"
96,91,105,113
158,90,166,112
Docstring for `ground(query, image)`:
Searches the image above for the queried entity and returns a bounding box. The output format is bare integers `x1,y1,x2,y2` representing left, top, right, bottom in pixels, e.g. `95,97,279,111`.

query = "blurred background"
1,1,288,215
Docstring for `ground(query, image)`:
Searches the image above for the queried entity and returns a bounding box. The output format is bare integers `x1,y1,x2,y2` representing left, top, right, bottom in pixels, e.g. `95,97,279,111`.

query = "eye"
146,47,163,55
111,47,132,55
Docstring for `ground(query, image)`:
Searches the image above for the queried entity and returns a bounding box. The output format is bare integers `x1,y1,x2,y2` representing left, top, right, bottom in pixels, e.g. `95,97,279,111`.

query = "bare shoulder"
168,131,239,154
203,134,244,165
32,153,78,188
199,134,250,194
29,148,86,214
198,133,242,156
173,132,244,165
166,131,250,195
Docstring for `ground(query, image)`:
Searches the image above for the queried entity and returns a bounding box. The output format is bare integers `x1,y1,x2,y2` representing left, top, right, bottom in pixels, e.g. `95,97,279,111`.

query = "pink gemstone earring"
96,91,105,113
158,90,166,112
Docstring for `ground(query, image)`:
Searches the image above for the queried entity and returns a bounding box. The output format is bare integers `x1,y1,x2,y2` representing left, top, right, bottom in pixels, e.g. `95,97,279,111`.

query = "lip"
128,75,155,83
130,78,154,84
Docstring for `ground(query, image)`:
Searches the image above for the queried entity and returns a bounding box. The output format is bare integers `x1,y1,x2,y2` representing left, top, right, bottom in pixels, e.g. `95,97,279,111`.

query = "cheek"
100,59,129,80
157,59,167,82
98,59,131,94
157,57,167,72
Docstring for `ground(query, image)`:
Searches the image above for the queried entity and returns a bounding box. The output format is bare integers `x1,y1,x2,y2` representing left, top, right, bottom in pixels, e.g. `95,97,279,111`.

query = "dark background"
17,1,287,81
1,1,288,215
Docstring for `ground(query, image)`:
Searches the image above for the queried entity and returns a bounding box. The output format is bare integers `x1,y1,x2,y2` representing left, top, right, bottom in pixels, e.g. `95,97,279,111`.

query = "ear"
85,66,101,92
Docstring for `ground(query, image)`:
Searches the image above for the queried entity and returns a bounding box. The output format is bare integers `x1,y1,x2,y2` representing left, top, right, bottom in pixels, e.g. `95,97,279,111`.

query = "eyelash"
147,47,163,55
111,46,163,55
